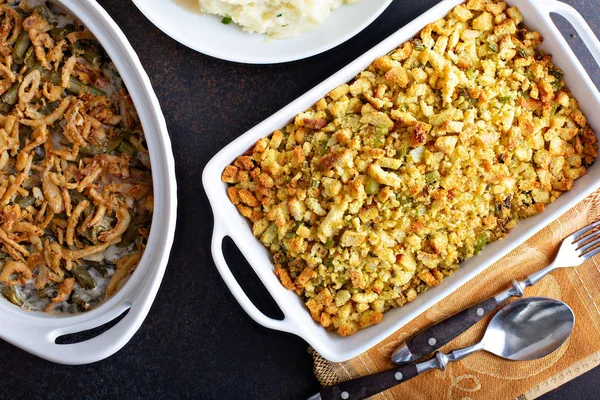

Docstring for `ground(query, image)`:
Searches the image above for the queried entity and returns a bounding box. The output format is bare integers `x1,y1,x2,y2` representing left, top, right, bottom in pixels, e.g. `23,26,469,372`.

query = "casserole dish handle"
211,224,301,335
539,0,600,67
3,298,149,365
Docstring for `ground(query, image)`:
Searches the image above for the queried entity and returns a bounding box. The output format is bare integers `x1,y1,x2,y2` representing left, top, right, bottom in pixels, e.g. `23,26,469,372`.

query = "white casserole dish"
203,0,600,362
0,0,177,365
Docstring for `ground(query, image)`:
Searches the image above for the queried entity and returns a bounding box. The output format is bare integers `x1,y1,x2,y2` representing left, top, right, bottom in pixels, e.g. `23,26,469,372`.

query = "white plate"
203,0,600,362
131,0,393,64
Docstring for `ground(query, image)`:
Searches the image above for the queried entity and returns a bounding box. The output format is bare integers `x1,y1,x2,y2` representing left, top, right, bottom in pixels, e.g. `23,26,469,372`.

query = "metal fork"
392,219,600,365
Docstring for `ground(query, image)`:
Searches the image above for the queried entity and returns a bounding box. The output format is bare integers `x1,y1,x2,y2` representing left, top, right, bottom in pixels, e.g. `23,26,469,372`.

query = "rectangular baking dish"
203,0,600,362
0,0,177,365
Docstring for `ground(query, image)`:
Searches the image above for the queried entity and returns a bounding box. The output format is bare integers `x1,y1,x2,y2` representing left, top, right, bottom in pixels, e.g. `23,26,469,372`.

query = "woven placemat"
311,190,600,399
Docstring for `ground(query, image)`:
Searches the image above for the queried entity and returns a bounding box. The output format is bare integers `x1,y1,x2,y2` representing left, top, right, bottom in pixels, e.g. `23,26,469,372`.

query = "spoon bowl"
483,297,574,361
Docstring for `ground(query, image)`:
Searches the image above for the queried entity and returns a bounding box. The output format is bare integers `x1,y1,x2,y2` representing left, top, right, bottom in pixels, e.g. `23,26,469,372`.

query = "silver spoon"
308,297,574,400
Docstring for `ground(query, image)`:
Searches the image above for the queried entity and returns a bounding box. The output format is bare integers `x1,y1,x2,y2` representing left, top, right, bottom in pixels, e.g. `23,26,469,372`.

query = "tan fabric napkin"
311,190,600,399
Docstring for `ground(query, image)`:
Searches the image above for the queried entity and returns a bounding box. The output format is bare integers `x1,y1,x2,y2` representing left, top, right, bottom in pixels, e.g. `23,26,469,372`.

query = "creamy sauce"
171,0,200,13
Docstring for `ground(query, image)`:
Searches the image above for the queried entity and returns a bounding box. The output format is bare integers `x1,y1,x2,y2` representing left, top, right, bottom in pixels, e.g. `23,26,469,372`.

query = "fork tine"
578,234,600,253
572,219,600,242
575,231,600,247
582,245,600,261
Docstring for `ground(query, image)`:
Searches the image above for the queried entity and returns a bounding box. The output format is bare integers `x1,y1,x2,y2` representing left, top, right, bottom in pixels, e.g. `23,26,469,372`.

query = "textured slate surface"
2,0,599,398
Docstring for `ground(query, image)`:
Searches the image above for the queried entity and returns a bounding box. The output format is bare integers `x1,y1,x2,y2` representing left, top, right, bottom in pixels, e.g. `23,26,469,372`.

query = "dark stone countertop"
3,0,600,398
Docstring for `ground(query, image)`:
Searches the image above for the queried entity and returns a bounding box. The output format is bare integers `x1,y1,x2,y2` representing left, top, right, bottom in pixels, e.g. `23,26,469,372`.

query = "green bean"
130,157,148,171
79,143,105,156
106,135,125,153
74,81,107,97
80,129,135,157
50,27,70,41
0,103,11,113
19,126,32,149
46,70,107,97
66,75,106,96
2,286,24,307
108,130,135,152
81,83,106,97
37,285,56,299
65,75,83,93
3,81,20,105
24,46,36,68
29,62,44,74
33,5,47,19
118,213,150,247
117,140,137,156
71,264,96,289
82,46,102,66
12,31,31,63
87,261,109,277
14,196,35,208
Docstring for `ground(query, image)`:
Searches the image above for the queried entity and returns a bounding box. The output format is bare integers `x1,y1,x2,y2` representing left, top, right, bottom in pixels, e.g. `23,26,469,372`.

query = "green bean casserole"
0,0,153,313
222,0,598,336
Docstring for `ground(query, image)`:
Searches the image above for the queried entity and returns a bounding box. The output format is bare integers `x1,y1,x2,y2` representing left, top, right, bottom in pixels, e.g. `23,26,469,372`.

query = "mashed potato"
199,0,362,38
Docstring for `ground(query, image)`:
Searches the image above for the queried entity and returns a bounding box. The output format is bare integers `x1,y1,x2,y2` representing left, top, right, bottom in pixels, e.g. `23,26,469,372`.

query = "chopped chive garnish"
221,17,232,24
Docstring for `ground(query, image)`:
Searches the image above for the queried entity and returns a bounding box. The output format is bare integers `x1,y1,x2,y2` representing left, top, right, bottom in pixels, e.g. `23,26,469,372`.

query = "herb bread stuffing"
222,0,598,336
